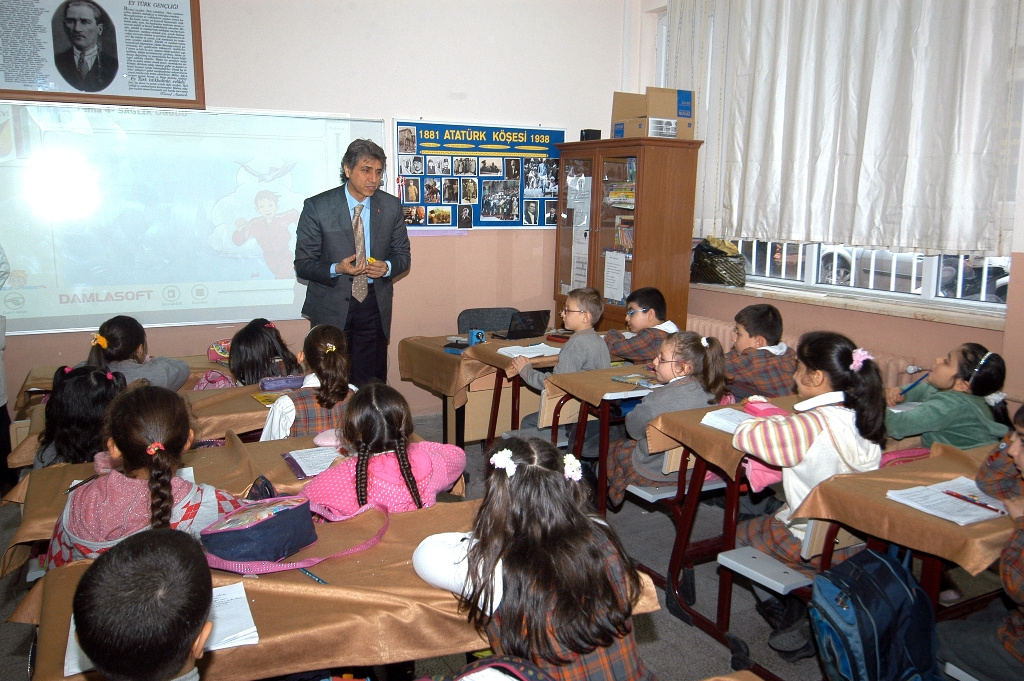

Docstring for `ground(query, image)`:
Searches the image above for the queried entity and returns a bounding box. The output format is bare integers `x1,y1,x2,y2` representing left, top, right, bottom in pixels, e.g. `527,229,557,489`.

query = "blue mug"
468,329,486,346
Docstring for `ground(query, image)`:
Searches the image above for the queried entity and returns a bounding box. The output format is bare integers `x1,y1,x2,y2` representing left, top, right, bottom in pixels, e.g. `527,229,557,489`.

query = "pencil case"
259,375,306,391
201,497,318,564
743,401,789,417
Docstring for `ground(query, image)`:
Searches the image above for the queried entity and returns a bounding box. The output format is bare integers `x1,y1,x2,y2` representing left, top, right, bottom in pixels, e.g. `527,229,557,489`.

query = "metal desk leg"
510,375,521,430
595,400,611,516
485,369,506,449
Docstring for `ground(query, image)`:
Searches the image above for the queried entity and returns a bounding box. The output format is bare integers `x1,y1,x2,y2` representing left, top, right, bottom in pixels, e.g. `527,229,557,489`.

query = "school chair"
457,307,519,334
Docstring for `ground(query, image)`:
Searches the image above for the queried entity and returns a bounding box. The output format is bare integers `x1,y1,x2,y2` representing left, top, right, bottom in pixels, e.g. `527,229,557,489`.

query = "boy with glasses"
603,287,679,364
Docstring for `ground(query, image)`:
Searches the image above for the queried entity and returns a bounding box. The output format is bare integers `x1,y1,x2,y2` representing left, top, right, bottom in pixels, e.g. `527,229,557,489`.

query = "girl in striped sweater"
731,331,886,661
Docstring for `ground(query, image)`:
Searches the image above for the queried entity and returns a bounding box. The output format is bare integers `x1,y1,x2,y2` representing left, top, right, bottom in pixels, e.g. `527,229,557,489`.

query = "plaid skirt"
737,514,862,578
606,438,675,508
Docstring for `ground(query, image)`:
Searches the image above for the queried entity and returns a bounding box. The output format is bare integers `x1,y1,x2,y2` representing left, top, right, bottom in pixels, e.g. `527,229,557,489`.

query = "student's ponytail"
87,316,147,372
393,434,423,509
304,325,351,410
146,443,175,530
699,336,727,404
796,331,886,446
959,343,1011,428
355,443,371,508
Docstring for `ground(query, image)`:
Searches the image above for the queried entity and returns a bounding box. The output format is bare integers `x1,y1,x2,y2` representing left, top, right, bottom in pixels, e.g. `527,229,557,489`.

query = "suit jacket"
55,48,118,92
294,185,411,337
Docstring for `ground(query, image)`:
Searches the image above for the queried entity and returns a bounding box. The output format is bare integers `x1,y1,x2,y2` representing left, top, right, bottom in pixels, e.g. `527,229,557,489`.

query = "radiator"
685,315,916,389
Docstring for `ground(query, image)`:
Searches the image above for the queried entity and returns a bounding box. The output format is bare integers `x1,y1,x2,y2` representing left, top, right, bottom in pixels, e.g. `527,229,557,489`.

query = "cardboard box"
612,116,693,140
611,87,695,139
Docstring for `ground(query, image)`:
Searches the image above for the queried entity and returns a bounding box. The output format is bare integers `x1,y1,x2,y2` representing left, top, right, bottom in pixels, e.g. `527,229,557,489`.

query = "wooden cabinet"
553,138,702,331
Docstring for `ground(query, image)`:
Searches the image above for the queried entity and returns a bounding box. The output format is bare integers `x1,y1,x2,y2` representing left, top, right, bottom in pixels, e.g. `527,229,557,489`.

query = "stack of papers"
886,476,1007,526
282,446,345,479
496,344,562,359
66,582,259,675
700,408,754,434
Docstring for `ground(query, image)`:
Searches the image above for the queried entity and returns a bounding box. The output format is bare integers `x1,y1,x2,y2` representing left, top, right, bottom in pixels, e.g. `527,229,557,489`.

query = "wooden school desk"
794,441,1012,614
5,384,273,472
25,508,660,681
397,335,546,446
11,354,220,418
542,366,654,514
639,395,802,677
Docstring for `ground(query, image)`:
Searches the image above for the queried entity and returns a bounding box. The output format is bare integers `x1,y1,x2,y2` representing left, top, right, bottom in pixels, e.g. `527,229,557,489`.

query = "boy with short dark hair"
73,529,214,681
603,287,679,364
725,304,797,399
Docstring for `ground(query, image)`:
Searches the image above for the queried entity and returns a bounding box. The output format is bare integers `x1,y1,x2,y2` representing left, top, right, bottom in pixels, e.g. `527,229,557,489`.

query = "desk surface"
34,501,486,681
795,442,1009,576
544,365,654,408
14,355,219,414
398,334,558,409
644,396,803,481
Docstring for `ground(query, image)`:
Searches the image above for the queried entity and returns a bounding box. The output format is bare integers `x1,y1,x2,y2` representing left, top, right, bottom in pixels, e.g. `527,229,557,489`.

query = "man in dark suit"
54,0,118,93
294,139,411,386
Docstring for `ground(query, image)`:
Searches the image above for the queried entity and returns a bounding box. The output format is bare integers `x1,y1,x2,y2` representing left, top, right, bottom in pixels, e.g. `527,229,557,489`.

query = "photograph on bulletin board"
394,120,564,229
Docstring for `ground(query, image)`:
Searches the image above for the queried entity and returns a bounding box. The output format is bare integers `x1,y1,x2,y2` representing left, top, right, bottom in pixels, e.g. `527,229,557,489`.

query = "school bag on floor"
808,545,942,681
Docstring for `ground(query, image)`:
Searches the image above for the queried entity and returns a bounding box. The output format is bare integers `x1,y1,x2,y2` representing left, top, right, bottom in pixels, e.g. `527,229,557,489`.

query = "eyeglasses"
653,355,683,363
561,308,584,315
625,307,650,317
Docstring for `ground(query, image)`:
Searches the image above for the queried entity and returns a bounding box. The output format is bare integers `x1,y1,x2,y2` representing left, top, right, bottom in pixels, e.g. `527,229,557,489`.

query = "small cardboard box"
610,87,695,139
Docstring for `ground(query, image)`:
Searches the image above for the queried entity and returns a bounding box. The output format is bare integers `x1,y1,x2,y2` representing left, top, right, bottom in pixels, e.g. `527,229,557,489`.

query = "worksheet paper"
604,251,627,302
886,475,1007,526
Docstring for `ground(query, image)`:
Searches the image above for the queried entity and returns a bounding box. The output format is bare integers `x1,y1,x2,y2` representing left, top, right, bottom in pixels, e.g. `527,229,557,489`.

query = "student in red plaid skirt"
414,437,658,681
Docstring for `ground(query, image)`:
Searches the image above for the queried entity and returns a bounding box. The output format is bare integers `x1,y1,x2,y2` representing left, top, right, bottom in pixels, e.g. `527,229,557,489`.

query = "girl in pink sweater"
304,383,465,519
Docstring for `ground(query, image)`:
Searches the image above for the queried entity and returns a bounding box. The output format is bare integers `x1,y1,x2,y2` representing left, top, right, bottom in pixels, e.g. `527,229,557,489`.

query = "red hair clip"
146,441,164,456
64,366,73,374
106,372,114,381
264,322,276,329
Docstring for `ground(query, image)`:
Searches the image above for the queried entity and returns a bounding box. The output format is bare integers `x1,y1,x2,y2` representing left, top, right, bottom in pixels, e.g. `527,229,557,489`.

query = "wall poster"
0,0,204,109
394,120,564,230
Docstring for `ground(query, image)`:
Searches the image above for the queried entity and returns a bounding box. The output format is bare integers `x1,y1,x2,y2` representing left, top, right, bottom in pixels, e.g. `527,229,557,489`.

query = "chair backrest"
457,307,520,333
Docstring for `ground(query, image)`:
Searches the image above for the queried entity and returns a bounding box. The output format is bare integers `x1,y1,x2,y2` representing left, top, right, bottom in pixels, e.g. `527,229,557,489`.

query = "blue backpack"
808,546,942,681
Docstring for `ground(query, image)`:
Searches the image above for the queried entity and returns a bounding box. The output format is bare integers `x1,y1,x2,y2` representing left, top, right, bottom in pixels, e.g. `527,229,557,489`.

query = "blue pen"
899,372,930,396
299,568,328,585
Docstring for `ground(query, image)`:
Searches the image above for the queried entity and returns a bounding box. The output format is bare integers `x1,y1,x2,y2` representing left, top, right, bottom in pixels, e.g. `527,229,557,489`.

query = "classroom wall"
3,1,626,415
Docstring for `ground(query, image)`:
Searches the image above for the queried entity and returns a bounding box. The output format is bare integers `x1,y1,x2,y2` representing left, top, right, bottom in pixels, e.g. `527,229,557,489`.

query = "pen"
299,567,329,584
942,489,1004,514
900,372,930,396
64,474,99,494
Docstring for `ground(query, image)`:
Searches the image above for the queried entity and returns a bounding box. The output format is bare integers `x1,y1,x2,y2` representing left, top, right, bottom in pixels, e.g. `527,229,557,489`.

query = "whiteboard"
0,102,384,333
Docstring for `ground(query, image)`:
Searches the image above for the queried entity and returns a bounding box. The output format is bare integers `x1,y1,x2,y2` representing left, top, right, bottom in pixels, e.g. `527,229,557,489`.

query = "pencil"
299,567,328,584
64,474,99,494
899,372,930,396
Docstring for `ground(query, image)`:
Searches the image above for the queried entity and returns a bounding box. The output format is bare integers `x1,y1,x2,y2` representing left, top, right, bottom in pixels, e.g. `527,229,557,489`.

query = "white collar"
794,390,844,411
655,320,679,333
760,341,788,356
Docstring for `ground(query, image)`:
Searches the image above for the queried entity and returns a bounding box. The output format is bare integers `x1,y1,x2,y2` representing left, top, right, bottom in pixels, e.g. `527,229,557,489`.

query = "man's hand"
336,254,366,276
508,356,530,377
365,258,388,278
885,386,904,407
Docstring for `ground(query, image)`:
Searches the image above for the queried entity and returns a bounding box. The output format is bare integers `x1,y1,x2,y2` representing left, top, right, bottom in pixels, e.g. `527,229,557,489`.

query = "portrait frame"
0,0,206,109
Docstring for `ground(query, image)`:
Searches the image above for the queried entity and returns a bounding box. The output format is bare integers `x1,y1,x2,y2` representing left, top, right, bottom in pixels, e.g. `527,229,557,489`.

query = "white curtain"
667,0,1021,255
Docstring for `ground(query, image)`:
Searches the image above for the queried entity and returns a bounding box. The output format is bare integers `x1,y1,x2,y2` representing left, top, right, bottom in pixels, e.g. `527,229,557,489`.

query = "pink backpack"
193,369,235,390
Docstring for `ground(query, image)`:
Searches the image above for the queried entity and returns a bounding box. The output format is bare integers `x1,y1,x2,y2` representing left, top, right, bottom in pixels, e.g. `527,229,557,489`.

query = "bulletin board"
394,120,564,230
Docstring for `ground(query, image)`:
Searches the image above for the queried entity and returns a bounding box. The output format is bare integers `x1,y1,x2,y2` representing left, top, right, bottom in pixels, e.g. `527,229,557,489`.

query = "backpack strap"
205,503,389,574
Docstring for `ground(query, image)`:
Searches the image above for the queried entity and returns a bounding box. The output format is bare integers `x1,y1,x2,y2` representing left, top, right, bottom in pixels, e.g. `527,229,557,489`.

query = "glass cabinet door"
598,155,636,305
557,158,594,296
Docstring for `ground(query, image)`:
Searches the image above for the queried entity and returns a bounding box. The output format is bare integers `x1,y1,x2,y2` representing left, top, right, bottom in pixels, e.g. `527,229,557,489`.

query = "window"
731,239,1011,305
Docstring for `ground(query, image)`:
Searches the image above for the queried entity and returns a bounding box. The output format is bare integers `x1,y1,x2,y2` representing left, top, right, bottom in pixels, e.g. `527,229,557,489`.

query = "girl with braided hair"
45,386,244,569
261,324,356,440
303,383,465,519
886,342,1010,449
